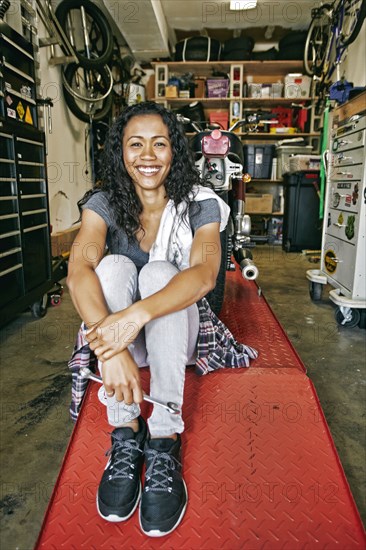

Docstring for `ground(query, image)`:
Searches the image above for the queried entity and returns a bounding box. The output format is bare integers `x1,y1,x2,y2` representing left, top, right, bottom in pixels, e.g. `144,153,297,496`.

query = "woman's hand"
86,304,147,361
102,350,143,404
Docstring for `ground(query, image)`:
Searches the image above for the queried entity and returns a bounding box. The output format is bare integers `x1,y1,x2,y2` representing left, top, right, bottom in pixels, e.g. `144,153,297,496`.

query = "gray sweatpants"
95,255,200,436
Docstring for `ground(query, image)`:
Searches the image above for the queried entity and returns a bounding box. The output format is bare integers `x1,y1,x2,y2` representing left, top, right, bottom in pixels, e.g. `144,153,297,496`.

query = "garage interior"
0,1,365,548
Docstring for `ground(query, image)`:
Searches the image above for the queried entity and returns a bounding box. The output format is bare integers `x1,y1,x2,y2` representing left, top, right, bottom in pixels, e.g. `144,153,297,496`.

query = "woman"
67,101,257,537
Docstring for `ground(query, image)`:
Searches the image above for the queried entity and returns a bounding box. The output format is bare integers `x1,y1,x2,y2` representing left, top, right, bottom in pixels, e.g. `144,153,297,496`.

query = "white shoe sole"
96,481,141,523
139,480,188,537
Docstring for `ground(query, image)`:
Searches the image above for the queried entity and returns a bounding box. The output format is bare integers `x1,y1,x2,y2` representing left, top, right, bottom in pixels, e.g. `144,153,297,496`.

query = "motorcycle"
177,114,259,314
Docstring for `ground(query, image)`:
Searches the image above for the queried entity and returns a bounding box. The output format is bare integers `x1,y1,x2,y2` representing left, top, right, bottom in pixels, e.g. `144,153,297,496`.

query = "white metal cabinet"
307,92,366,327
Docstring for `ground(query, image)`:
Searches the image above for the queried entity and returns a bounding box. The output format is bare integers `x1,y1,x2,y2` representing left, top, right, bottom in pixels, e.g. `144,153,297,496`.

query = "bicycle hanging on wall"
304,0,366,84
36,0,115,122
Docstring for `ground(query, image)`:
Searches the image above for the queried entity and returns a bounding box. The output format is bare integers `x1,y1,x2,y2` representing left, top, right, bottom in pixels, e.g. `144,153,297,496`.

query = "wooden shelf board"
154,97,312,104
250,179,283,184
152,60,305,77
248,212,284,216
185,133,319,138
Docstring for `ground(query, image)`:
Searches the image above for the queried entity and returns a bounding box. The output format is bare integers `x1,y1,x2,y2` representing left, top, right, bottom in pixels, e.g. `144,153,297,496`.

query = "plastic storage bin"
289,154,321,173
276,144,313,177
248,83,283,98
284,74,312,98
244,144,276,179
282,171,323,252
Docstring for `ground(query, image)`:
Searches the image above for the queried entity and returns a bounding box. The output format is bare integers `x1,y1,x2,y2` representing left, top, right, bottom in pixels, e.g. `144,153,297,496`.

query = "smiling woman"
123,114,173,196
66,101,257,537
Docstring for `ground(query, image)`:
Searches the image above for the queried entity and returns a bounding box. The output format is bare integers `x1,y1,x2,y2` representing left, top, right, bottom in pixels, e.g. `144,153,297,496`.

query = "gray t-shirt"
82,191,221,268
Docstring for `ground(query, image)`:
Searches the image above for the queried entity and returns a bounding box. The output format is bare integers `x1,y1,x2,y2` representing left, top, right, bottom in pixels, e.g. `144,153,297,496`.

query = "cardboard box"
245,194,273,214
51,224,80,257
165,85,178,98
145,74,155,100
194,78,206,98
209,111,229,130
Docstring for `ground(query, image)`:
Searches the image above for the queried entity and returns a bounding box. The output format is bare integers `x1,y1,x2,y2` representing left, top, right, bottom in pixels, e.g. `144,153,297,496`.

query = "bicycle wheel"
55,0,114,69
340,0,366,46
304,4,333,77
62,62,113,122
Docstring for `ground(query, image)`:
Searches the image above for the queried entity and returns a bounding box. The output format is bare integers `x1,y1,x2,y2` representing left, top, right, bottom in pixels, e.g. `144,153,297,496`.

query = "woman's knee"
96,254,137,281
139,261,178,296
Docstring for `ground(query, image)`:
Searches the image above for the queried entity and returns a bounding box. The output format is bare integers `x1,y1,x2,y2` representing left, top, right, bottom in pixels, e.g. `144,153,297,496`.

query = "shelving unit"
153,60,320,243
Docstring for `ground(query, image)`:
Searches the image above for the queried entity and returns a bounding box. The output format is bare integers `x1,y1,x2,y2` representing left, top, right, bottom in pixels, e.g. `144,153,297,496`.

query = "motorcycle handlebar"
176,114,248,134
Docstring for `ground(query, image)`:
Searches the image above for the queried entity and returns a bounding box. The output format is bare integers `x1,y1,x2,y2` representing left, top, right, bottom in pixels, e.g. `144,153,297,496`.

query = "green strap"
319,101,330,219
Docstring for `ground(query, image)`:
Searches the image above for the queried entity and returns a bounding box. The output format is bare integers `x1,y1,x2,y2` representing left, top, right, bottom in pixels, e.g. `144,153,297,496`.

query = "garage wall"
341,19,366,86
38,52,92,233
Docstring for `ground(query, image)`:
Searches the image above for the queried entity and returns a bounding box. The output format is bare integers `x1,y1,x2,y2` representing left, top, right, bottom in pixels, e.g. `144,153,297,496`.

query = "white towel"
149,185,230,270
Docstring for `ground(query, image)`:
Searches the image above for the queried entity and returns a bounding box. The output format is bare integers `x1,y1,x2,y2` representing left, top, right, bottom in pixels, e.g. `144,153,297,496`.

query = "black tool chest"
0,20,52,325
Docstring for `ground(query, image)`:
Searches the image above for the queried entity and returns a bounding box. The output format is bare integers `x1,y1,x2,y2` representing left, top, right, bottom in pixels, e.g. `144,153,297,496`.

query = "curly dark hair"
78,101,203,239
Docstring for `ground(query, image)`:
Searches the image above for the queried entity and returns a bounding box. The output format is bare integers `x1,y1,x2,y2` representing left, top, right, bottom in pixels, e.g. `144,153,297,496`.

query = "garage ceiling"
103,0,317,61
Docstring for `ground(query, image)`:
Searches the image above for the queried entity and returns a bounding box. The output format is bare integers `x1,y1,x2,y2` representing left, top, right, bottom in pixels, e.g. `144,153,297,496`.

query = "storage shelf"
152,60,306,77
154,97,312,106
186,132,319,138
153,60,317,245
248,211,284,216
250,179,283,184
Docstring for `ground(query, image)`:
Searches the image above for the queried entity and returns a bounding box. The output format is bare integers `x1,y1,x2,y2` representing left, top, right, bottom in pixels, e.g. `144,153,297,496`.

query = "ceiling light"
229,1,258,10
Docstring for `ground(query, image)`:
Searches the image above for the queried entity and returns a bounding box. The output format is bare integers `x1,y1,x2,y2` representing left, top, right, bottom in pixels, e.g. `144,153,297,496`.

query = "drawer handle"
333,223,346,228
333,258,343,263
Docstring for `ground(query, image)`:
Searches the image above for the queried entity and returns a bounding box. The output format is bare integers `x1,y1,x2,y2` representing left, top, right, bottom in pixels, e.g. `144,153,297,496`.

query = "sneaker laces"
144,448,181,493
106,433,143,481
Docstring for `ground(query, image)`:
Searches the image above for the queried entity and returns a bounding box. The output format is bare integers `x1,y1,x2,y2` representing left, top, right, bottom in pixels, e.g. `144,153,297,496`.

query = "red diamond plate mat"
35,273,365,549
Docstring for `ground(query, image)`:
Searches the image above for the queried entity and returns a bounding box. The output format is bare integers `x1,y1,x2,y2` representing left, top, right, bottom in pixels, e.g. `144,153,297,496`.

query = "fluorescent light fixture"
230,1,258,10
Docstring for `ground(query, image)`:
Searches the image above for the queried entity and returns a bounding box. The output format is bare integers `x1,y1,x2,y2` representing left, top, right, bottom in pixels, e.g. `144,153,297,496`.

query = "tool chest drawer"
332,146,365,167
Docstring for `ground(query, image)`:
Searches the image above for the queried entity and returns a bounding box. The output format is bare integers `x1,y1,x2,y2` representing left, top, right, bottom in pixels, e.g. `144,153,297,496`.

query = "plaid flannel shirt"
68,297,257,422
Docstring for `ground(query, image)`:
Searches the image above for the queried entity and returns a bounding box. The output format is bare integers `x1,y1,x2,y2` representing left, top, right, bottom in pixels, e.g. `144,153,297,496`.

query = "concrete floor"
0,245,365,549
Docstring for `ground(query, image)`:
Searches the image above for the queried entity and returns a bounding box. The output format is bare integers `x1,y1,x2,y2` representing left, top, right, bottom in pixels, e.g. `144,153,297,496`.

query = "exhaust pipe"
234,248,259,281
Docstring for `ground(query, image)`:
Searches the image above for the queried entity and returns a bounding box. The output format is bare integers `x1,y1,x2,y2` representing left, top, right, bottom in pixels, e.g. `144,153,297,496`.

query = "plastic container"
289,154,321,173
244,144,276,179
282,171,323,251
248,83,283,98
276,145,313,177
284,74,312,98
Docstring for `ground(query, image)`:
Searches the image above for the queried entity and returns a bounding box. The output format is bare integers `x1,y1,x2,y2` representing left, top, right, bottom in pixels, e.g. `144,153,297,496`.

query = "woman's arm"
67,208,109,327
67,209,143,404
87,222,221,360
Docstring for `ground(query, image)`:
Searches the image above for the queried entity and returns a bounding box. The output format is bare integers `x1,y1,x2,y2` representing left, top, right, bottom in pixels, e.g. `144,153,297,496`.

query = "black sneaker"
139,435,188,537
97,416,147,522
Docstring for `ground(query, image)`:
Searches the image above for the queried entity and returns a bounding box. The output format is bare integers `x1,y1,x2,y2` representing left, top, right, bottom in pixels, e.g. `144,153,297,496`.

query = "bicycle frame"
323,0,349,82
308,0,364,83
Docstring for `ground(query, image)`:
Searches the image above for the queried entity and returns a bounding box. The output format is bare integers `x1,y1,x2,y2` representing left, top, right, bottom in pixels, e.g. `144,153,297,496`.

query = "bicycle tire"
62,62,113,122
304,4,333,77
62,62,113,103
55,0,114,69
340,0,366,46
